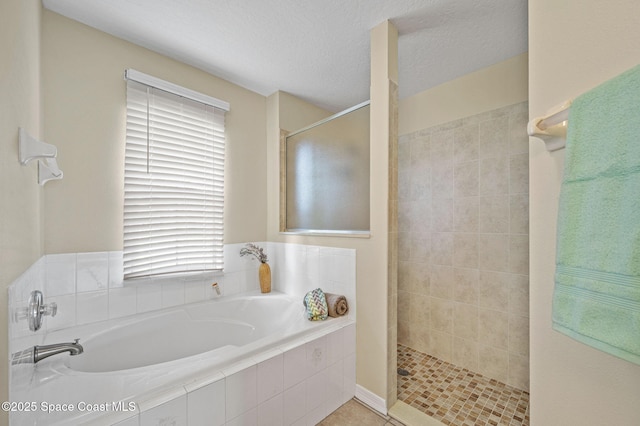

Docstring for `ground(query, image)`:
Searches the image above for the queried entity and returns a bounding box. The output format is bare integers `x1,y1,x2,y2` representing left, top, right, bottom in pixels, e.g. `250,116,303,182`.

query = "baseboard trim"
355,384,387,415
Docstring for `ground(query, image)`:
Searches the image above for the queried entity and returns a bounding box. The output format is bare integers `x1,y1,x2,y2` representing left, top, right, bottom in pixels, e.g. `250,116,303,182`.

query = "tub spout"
12,339,84,365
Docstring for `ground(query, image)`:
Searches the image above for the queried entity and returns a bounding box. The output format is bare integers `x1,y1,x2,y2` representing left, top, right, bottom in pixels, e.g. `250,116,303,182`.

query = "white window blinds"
124,78,226,279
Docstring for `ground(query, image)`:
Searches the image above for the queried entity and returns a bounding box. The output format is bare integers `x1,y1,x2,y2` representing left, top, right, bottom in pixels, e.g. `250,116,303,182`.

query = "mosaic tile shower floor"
397,345,530,426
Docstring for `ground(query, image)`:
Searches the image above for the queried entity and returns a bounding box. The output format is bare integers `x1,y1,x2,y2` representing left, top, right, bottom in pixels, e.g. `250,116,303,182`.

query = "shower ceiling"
42,0,527,112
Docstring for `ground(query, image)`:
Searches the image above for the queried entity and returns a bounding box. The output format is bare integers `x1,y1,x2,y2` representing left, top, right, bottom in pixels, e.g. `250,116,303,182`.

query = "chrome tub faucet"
12,339,84,365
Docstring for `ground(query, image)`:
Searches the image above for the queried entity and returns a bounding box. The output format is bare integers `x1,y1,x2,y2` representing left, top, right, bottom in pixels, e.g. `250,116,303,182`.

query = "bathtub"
10,291,356,425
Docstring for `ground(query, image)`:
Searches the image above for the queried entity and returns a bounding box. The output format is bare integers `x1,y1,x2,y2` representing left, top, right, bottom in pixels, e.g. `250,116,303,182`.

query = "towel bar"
527,100,572,151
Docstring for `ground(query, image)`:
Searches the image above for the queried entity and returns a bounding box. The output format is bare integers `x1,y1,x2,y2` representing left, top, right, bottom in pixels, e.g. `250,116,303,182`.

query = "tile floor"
319,399,405,426
397,344,530,426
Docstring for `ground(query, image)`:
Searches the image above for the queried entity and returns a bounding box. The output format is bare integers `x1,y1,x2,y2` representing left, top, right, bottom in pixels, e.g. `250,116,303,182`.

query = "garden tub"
10,291,355,425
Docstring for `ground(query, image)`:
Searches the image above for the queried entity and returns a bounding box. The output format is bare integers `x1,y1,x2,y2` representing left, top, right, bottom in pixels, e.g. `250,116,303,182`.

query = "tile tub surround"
11,318,356,425
397,102,530,391
8,242,356,425
8,242,356,350
267,242,356,315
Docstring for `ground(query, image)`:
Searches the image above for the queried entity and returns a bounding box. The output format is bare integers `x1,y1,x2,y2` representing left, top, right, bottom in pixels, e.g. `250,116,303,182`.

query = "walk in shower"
396,102,531,425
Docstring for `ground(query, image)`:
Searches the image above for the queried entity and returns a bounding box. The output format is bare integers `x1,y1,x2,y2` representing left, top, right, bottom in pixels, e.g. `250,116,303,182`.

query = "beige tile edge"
388,401,446,426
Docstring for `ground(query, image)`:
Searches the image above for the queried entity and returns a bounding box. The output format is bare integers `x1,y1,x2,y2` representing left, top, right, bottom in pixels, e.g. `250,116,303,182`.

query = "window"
123,70,228,278
283,102,370,234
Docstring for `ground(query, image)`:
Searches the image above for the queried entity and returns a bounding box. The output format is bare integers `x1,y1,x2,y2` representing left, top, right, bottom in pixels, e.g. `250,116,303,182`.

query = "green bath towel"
553,64,640,365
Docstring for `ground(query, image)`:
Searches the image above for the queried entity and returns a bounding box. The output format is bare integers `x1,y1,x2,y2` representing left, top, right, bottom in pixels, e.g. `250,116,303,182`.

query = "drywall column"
0,0,43,422
370,20,399,409
265,22,398,413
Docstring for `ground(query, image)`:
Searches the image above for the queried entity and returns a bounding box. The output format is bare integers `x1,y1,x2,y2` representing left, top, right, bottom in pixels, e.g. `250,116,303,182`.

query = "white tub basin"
66,293,299,372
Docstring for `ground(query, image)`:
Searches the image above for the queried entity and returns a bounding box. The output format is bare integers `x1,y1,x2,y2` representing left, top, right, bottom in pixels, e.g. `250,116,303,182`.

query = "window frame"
123,70,228,279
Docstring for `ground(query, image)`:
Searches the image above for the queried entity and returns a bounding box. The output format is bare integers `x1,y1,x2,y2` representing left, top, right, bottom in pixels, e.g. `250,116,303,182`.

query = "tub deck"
10,291,355,425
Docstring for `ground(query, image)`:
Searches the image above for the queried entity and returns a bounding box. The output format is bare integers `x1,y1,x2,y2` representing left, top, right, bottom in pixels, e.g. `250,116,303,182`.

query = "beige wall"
0,0,43,421
266,22,398,405
276,91,332,133
529,1,640,425
42,11,268,253
400,53,528,136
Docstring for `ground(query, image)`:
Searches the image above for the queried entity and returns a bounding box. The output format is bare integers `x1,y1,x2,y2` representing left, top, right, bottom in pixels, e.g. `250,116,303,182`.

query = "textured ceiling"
42,0,527,112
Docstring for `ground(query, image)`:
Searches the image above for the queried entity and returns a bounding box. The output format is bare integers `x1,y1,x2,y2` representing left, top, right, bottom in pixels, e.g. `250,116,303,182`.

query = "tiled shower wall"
397,102,530,391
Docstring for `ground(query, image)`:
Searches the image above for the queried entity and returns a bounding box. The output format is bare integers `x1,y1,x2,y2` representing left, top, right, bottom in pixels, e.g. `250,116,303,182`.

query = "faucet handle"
24,290,57,332
42,301,57,318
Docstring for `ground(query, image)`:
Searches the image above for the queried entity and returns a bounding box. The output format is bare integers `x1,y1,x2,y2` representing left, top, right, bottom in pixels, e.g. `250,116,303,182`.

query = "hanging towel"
552,64,640,365
325,293,349,317
303,288,328,321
